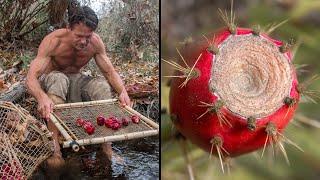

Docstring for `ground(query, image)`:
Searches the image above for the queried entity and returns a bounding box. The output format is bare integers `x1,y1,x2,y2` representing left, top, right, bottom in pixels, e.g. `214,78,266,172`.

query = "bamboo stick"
121,107,154,129
123,108,154,129
53,113,85,150
49,114,72,142
50,114,80,151
54,99,118,109
62,129,158,148
0,101,14,106
52,113,77,140
124,105,159,129
0,104,18,112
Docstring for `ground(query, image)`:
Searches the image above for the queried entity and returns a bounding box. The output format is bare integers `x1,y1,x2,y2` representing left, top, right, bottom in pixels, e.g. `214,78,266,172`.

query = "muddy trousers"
41,71,114,168
41,71,112,102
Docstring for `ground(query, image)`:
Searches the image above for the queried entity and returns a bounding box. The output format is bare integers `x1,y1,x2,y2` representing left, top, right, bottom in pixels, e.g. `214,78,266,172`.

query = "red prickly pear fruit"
111,121,121,130
131,115,140,124
105,118,114,128
109,115,116,120
83,121,93,127
169,27,300,157
76,118,85,127
83,121,95,135
112,119,119,125
0,161,23,178
86,126,95,135
1,163,11,174
121,118,129,126
96,115,106,126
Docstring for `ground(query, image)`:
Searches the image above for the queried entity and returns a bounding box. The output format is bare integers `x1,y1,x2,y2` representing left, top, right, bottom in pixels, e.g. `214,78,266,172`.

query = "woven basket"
0,101,54,179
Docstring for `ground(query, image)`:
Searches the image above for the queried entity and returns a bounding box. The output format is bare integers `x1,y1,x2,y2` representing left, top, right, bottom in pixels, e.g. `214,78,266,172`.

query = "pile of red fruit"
75,115,140,135
76,118,95,135
0,161,23,179
97,114,140,130
104,116,122,130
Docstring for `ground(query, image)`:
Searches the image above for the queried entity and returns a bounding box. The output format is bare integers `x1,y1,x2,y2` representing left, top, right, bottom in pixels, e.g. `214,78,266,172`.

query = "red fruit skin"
109,116,117,120
111,122,121,130
105,118,114,128
83,122,95,135
76,118,85,127
83,121,93,127
122,118,129,126
86,126,95,135
97,115,106,126
0,161,23,179
131,115,140,124
169,27,299,157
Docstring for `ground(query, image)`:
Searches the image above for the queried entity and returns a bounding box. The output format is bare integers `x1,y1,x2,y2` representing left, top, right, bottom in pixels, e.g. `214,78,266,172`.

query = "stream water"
31,136,159,179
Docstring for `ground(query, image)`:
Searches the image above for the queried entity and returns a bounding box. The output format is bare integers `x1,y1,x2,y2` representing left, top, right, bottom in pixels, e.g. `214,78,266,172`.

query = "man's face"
70,22,93,51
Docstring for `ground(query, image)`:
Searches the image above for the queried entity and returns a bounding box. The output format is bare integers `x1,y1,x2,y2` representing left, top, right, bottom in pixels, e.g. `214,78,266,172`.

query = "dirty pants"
41,71,112,102
41,71,113,164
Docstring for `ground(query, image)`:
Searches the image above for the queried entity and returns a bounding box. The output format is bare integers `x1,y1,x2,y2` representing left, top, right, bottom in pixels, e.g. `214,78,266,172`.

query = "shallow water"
32,136,159,179
111,137,159,179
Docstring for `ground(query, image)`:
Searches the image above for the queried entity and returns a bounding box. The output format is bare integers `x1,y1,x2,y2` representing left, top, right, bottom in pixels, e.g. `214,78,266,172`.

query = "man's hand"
119,89,132,107
37,95,54,120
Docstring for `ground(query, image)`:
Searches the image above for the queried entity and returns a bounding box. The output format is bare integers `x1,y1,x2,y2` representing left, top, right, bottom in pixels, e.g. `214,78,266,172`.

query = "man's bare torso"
45,29,98,74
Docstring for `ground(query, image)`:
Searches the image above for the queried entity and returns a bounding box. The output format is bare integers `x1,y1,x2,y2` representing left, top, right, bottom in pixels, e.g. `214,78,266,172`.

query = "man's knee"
82,77,112,101
48,93,65,104
43,71,69,101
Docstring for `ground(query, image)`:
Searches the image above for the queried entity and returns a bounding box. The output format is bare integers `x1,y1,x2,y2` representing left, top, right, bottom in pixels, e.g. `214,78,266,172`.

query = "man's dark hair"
68,5,98,31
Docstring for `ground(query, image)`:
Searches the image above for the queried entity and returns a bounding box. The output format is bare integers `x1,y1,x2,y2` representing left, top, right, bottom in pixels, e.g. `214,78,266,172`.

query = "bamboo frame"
53,114,84,151
50,114,72,141
49,114,80,151
54,99,159,129
49,114,72,141
50,99,159,150
53,99,159,129
62,129,158,148
123,105,159,129
54,99,118,109
53,113,77,139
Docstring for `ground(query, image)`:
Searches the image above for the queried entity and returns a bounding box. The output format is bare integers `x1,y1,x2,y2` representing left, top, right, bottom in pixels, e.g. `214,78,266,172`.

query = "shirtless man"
26,6,131,170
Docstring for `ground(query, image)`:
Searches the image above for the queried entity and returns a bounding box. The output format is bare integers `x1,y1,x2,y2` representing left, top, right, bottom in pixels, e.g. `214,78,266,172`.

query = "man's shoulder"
43,29,68,42
91,33,104,51
51,28,69,37
91,33,103,44
39,29,68,55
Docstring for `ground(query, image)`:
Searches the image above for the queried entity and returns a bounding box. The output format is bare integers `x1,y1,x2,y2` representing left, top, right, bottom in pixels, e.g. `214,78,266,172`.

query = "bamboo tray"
50,99,159,151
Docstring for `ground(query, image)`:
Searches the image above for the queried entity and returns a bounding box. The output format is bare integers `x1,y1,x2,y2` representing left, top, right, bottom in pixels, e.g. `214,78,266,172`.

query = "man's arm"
93,35,131,106
26,35,58,119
